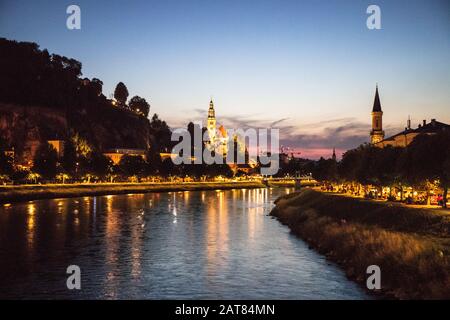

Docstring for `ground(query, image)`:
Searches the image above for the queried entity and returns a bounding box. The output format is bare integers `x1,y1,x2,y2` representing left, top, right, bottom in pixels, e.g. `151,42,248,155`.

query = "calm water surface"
0,188,369,299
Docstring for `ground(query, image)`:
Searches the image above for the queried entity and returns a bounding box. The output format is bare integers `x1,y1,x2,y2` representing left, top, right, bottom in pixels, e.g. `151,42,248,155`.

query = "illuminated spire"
208,98,215,118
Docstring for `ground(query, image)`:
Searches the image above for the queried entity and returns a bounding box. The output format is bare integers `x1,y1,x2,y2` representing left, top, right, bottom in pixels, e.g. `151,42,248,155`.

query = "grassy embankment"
0,181,265,204
270,189,450,299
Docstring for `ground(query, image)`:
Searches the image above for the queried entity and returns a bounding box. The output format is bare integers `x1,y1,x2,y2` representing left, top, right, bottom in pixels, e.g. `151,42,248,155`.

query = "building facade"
370,85,450,148
375,119,450,148
47,140,65,158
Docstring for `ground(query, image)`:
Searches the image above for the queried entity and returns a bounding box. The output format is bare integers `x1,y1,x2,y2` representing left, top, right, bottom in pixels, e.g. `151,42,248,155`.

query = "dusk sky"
1,0,449,158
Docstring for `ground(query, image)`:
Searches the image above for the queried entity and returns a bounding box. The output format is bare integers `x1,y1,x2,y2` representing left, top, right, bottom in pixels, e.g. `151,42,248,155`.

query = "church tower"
370,85,385,144
207,99,216,143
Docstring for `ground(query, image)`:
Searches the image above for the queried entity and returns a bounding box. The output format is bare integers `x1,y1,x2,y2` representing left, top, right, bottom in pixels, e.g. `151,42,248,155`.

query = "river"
0,187,369,299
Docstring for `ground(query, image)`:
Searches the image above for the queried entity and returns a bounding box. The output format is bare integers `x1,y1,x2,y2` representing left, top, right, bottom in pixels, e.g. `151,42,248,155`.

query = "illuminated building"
205,99,229,156
370,85,450,147
47,140,65,158
375,118,450,148
103,148,146,164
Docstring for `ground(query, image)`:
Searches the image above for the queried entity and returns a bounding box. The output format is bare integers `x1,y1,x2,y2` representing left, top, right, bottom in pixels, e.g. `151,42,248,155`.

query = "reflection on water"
0,188,368,299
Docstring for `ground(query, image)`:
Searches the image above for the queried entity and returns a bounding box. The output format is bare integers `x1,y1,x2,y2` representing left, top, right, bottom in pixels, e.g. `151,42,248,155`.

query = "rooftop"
382,119,450,142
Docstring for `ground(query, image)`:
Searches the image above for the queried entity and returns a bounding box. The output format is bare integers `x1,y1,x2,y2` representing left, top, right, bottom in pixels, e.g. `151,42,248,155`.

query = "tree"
129,95,150,117
118,155,146,177
0,38,83,110
56,173,70,184
402,132,450,207
339,144,401,196
149,113,172,153
443,157,450,207
0,138,13,172
339,147,363,183
160,158,176,177
62,138,77,174
146,151,163,175
27,172,41,184
0,152,13,176
215,163,234,178
147,114,173,172
114,82,129,106
88,151,112,178
32,142,58,180
72,133,92,158
311,157,338,183
90,78,103,97
373,146,402,197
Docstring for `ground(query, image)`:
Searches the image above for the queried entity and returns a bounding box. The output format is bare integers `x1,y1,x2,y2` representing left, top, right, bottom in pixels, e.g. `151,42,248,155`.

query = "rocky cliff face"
69,104,151,151
0,104,68,164
0,103,151,164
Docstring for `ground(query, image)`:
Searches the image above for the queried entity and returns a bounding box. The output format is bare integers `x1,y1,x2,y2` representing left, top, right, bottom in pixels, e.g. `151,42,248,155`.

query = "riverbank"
270,189,450,299
0,181,265,204
266,180,318,187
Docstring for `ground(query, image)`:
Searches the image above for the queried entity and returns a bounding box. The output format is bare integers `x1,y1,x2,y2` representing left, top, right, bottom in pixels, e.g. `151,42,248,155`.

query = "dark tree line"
0,38,232,183
307,131,450,207
0,38,82,109
0,136,234,184
0,38,150,117
0,38,173,178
